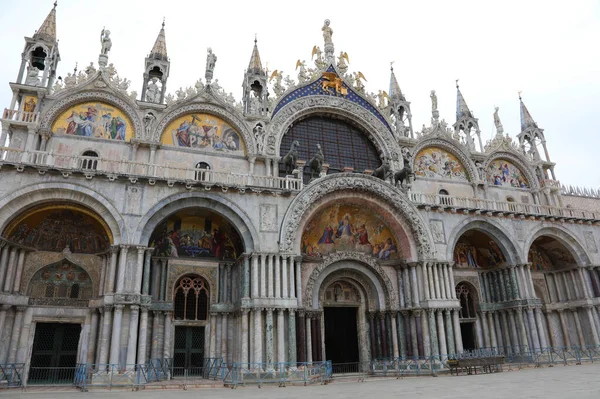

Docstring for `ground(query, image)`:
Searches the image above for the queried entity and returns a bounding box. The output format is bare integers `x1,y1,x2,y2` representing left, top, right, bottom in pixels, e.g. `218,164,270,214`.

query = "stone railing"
408,192,600,222
2,108,39,124
0,147,303,192
541,179,561,189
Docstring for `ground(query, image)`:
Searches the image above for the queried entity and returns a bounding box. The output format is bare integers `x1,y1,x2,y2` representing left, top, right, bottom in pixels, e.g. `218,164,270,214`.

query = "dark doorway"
460,322,476,350
173,326,205,376
324,307,359,369
29,323,81,384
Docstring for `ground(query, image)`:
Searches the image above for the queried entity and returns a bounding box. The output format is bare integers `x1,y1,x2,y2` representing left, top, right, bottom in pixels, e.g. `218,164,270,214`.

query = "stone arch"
279,174,434,260
154,102,255,156
27,257,95,299
484,151,540,190
39,89,143,139
0,182,124,245
173,273,210,321
305,252,398,311
411,137,479,182
446,218,521,265
135,191,259,252
267,96,400,167
523,226,591,267
318,273,371,309
455,280,478,319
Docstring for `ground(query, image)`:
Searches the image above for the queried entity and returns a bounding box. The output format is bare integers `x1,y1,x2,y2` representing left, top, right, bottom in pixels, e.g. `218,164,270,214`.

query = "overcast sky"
1,0,598,188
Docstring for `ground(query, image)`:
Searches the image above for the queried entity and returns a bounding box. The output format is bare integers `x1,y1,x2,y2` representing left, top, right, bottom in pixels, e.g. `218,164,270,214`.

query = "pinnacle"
149,20,168,60
34,2,57,42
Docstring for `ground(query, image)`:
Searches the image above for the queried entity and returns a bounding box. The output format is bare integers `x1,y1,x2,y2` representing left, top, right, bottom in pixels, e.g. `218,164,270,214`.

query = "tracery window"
280,116,381,181
29,261,93,302
456,283,476,319
174,275,209,321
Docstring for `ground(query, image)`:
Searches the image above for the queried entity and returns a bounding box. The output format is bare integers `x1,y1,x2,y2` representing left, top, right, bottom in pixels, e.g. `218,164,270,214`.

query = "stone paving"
4,363,600,399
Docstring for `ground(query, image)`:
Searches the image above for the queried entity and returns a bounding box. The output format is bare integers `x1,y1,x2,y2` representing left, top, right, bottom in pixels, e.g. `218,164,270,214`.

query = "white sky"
1,0,598,188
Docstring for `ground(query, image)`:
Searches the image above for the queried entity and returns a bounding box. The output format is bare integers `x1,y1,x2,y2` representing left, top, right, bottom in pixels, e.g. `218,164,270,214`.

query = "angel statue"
353,71,367,93
296,60,308,83
377,90,390,109
312,46,326,70
100,28,112,55
337,51,349,74
269,70,285,97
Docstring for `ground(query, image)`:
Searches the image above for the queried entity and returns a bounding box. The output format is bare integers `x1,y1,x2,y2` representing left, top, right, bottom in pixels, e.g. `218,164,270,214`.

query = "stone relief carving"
124,184,143,215
584,231,598,253
304,251,398,311
280,174,434,259
514,222,525,242
259,204,278,232
430,219,446,244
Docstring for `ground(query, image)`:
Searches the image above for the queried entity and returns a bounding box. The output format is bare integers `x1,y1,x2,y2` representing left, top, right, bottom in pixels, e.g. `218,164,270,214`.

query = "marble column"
254,309,263,364
260,255,267,297
116,246,129,293
288,310,297,364
142,249,154,295
379,313,388,358
306,314,313,362
517,309,530,352
444,309,455,355
267,256,274,298
480,311,491,347
288,256,296,299
544,311,557,348
209,313,217,359
557,310,570,347
571,270,581,299
586,306,600,346
404,268,412,307
397,268,406,307
432,263,441,300
151,311,161,359
295,257,303,306
525,264,536,298
422,263,431,300
297,311,306,363
397,312,408,358
311,315,319,361
443,264,451,300
126,305,140,365
134,247,145,294
428,310,438,357
572,309,586,347
251,254,259,298
7,306,25,363
12,250,26,293
241,309,249,365
0,306,10,360
452,310,463,353
221,313,228,363
99,306,113,364
215,314,223,359
0,245,10,290
391,312,400,358
449,265,457,299
281,256,288,298
163,312,172,359
109,305,124,367
527,307,541,352
3,248,17,292
159,259,167,301
410,311,420,357
274,256,281,298
532,308,547,349
500,311,511,351
436,310,447,357
265,309,274,364
277,309,285,363
16,308,33,364
137,307,149,364
410,264,420,307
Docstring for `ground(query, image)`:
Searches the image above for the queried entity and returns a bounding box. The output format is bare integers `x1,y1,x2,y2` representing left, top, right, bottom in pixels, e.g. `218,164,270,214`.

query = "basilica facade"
1,4,600,381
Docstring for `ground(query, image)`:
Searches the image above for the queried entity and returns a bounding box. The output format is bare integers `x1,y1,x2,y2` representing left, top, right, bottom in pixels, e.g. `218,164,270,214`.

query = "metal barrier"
223,362,331,388
0,364,24,388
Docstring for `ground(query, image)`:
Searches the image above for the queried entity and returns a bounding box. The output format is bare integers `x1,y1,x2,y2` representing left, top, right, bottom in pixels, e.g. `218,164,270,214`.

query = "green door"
28,323,81,384
173,326,205,376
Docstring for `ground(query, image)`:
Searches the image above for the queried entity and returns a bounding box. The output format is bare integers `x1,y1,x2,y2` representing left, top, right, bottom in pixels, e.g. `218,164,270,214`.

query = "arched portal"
455,281,479,350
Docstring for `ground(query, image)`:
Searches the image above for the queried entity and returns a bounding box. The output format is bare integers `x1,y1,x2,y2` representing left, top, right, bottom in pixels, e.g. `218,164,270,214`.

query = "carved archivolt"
279,174,434,259
484,150,540,190
154,103,256,156
266,96,400,167
40,90,142,139
304,251,398,311
318,270,375,311
411,137,480,183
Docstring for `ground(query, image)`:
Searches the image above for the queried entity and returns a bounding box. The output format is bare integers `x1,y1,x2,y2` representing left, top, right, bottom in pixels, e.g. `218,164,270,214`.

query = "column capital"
411,309,422,316
241,308,250,315
288,309,296,316
400,310,410,317
1,304,12,311
265,307,275,313
136,246,147,254
297,309,305,317
145,247,156,255
15,306,27,313
103,304,113,312
110,246,119,254
130,305,140,313
114,304,125,311
119,245,130,252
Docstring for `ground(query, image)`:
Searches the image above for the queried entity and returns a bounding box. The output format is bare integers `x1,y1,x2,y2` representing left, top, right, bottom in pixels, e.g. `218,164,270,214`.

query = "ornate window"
81,150,99,170
28,261,93,306
280,116,381,181
194,162,211,181
456,283,476,319
174,275,209,321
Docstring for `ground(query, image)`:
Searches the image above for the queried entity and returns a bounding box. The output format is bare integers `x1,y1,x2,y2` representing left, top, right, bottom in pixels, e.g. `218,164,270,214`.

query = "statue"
205,47,217,84
176,87,186,101
493,106,504,134
377,90,389,109
254,124,265,153
337,51,349,74
100,28,112,55
430,90,438,113
145,77,160,103
309,144,325,179
25,66,40,86
322,19,333,46
312,46,325,69
269,70,284,97
84,62,97,77
393,151,413,188
64,72,77,88
353,71,367,93
372,159,391,181
296,60,308,83
282,140,300,175
143,113,156,140
105,63,117,80
194,78,204,92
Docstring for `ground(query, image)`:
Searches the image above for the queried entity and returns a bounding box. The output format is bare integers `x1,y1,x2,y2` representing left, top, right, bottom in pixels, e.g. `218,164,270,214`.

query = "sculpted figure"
322,19,333,45
430,90,438,113
205,48,217,83
254,124,265,153
100,28,112,55
146,77,160,103
84,62,97,77
493,106,504,133
25,66,40,86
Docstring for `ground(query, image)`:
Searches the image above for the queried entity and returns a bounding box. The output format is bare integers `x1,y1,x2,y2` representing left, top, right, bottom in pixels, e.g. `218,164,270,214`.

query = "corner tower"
453,81,482,151
242,38,269,117
141,20,170,104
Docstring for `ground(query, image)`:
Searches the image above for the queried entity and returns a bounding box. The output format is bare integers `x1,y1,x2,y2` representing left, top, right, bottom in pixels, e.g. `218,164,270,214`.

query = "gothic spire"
388,64,404,102
455,80,473,121
247,36,265,75
519,92,538,131
34,1,57,42
149,19,168,61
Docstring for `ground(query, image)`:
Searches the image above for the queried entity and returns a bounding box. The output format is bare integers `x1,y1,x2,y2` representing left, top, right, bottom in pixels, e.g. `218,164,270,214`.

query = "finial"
518,90,522,100
54,1,57,9
162,17,165,28
254,33,257,44
456,79,459,88
73,62,78,73
390,61,395,71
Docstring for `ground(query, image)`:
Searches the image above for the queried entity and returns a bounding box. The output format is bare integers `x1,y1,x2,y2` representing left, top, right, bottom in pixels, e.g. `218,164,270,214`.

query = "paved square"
4,363,600,399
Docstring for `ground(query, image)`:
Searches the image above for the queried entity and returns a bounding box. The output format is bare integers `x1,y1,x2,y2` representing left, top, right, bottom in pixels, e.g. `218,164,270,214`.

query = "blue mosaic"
271,66,392,133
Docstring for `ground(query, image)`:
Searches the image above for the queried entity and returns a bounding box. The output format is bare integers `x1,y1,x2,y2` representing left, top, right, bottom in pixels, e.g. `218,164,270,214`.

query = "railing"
0,364,24,388
409,192,600,221
0,147,303,192
2,108,39,124
223,361,332,388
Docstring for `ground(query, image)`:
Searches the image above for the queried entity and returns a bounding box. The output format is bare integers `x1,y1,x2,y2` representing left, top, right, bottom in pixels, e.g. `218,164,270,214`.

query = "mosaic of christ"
301,203,399,259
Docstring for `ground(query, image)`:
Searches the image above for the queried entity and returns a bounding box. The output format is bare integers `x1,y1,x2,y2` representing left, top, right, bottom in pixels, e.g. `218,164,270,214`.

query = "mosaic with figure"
29,261,93,299
149,209,243,260
414,147,468,180
52,101,133,141
5,206,110,253
528,244,553,271
161,113,245,154
302,203,399,259
453,231,506,268
486,159,528,188
528,237,577,271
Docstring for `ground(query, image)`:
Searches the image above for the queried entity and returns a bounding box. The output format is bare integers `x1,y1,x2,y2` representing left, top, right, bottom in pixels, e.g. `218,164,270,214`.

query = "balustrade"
2,108,39,124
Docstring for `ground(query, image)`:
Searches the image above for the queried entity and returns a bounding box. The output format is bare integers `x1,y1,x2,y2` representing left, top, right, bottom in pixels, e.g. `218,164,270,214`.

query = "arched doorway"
455,282,478,350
